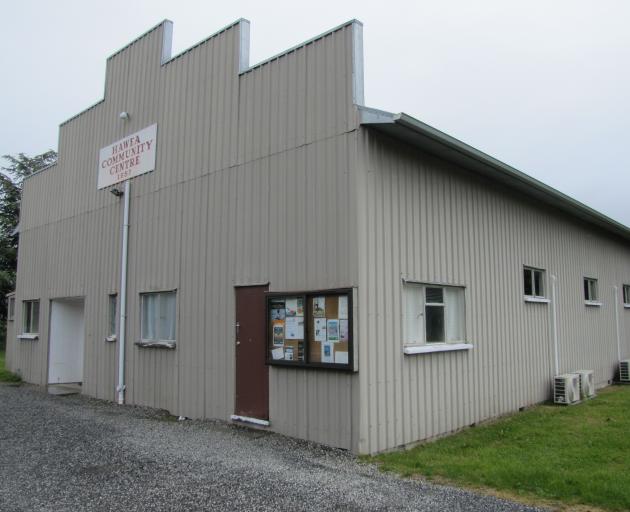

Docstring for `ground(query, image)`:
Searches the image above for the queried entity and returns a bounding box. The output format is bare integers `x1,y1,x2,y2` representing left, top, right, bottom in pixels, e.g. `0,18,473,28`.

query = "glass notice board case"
266,289,353,371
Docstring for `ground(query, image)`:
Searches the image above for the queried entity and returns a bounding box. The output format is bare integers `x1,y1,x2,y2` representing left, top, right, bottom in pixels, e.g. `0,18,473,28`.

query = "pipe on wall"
614,286,622,365
117,180,130,404
550,274,559,377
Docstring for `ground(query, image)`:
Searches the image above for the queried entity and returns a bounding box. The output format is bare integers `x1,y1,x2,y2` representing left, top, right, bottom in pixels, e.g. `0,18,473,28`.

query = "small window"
108,294,117,337
405,283,465,345
623,285,630,306
23,300,40,334
8,297,15,321
140,291,176,343
523,267,545,298
584,278,598,302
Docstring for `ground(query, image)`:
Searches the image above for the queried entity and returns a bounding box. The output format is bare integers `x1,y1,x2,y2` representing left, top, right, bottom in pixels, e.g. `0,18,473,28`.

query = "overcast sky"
1,0,628,224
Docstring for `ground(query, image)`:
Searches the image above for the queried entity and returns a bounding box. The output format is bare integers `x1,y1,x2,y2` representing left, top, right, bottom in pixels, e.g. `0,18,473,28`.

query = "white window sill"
624,304,630,309
17,333,39,341
135,340,176,349
105,335,117,342
524,296,550,304
404,343,473,355
584,301,602,307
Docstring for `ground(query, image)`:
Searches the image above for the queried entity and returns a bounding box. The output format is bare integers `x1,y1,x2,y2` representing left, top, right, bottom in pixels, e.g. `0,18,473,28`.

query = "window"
23,300,40,334
140,291,176,345
523,267,545,298
405,283,465,345
584,278,598,303
8,296,15,321
267,289,353,370
108,294,117,338
623,285,630,306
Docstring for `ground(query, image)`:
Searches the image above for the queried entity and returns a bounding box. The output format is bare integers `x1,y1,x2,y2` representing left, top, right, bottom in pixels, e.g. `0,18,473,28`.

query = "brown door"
235,285,269,420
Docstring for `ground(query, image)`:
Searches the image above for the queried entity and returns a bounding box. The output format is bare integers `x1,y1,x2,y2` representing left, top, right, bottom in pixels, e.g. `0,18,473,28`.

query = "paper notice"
339,319,349,342
312,296,325,317
322,342,334,363
285,298,298,317
285,317,304,340
338,295,348,319
285,347,294,361
271,347,284,360
327,319,340,342
314,317,327,342
272,320,285,345
271,308,285,320
334,351,348,365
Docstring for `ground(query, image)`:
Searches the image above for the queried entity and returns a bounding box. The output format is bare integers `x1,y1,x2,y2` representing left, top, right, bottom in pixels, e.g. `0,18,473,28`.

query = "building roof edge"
359,105,630,243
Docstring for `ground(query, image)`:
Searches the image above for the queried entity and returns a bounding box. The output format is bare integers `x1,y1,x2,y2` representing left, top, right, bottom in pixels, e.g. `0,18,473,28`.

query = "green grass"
372,386,630,511
0,350,21,383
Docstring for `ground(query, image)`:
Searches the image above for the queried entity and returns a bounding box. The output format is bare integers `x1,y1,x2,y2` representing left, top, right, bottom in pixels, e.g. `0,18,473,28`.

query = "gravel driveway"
0,384,543,511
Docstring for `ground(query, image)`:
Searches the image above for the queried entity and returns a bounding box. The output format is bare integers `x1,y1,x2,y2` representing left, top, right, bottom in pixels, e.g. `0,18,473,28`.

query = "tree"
0,151,57,348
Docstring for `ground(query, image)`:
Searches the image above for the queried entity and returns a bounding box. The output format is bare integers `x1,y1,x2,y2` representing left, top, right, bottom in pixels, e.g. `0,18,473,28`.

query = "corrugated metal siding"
4,296,15,369
357,129,630,454
10,20,361,450
238,23,357,164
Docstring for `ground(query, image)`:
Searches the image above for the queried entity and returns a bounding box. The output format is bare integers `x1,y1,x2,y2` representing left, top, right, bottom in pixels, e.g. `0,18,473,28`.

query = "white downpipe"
551,275,559,376
117,180,130,405
614,286,622,364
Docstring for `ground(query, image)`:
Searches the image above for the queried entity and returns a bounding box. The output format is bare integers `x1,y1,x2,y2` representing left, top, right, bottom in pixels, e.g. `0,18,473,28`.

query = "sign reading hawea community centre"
98,124,157,189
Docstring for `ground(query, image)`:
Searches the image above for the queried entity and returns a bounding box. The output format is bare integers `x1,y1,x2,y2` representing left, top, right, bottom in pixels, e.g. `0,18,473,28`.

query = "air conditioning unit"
575,370,595,399
554,374,581,405
620,360,630,382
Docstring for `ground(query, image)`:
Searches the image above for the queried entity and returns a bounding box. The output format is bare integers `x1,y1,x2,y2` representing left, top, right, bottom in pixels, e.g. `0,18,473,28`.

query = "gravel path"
0,384,544,511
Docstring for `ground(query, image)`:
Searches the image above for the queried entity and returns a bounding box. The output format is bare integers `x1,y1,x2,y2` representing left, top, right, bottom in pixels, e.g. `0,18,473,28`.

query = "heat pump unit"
620,360,630,383
575,370,595,399
554,374,580,405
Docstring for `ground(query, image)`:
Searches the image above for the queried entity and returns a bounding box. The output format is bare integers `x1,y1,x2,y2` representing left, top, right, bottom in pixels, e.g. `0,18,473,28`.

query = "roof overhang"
359,106,630,243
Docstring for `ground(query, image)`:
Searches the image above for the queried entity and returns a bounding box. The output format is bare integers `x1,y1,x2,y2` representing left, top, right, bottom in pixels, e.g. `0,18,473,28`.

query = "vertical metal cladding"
356,129,630,454
11,20,362,450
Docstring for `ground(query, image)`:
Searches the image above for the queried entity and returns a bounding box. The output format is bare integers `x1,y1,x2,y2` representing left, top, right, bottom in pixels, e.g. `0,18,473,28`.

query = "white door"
48,298,85,384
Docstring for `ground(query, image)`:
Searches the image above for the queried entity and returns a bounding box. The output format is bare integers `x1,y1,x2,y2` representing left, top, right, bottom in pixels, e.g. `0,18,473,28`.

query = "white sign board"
98,124,157,189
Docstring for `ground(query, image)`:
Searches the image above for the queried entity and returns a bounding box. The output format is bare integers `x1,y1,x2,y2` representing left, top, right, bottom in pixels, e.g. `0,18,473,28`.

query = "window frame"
623,285,630,308
138,290,177,348
22,299,40,334
583,277,600,305
107,293,117,341
265,288,354,371
403,281,467,348
7,296,15,322
523,266,547,301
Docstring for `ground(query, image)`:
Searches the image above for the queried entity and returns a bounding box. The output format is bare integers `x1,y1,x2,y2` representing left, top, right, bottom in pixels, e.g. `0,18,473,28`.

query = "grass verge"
0,350,21,383
372,386,630,511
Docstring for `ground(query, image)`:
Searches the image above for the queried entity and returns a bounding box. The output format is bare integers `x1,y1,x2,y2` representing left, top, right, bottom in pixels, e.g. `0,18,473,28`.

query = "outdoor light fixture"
110,188,124,197
119,111,130,120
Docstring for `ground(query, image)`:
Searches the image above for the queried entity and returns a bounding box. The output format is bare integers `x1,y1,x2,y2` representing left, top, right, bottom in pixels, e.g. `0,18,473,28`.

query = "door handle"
235,322,240,344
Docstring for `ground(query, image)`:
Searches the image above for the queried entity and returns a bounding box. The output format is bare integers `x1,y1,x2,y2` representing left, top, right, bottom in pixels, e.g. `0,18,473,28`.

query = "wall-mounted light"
110,188,124,197
119,112,130,120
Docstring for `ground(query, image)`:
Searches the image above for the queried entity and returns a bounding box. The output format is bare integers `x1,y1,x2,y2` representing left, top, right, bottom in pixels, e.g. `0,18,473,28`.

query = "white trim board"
230,415,270,427
404,343,473,355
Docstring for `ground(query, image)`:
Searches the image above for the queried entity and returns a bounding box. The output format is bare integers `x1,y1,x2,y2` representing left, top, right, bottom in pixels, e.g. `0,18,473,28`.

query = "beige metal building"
6,19,630,454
